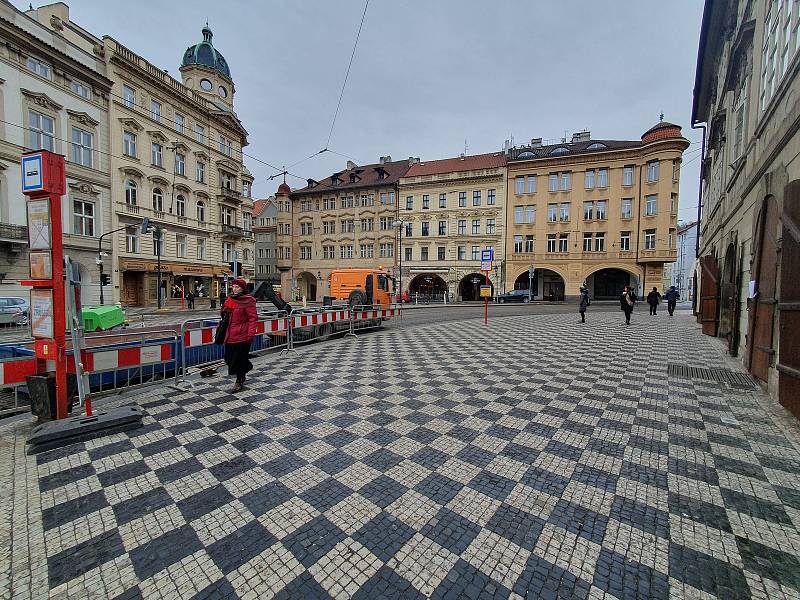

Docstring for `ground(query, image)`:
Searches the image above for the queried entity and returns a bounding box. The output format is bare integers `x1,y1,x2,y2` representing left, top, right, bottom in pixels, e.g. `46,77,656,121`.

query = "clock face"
200,78,213,91
218,86,228,98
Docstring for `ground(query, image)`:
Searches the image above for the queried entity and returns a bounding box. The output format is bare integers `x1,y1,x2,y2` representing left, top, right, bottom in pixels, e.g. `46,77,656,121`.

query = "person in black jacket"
647,286,662,315
578,286,590,323
620,285,636,325
665,286,680,316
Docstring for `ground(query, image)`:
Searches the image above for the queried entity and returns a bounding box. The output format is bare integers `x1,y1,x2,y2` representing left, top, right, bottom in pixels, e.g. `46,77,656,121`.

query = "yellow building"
277,157,411,301
504,125,690,300
397,153,507,301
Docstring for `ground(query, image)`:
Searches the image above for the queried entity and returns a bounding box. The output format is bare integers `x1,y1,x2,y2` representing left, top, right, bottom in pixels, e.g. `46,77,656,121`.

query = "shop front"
119,259,228,306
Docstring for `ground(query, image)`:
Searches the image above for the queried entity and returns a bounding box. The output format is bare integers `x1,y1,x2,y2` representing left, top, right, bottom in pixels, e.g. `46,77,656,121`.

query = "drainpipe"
691,122,707,315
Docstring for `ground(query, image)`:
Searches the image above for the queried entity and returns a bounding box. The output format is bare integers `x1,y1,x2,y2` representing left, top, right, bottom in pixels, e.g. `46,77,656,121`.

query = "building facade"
504,127,689,300
253,195,279,284
672,221,698,301
397,153,507,301
693,0,800,416
0,2,113,306
278,157,411,301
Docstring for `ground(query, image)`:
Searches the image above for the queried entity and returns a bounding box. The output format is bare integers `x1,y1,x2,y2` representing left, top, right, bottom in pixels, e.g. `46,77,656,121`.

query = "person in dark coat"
620,285,636,325
647,286,662,315
221,278,258,393
185,289,195,310
578,286,590,323
665,285,680,316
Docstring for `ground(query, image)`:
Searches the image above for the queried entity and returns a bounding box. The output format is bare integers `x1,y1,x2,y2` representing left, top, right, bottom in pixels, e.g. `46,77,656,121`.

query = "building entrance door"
700,255,720,337
123,272,143,306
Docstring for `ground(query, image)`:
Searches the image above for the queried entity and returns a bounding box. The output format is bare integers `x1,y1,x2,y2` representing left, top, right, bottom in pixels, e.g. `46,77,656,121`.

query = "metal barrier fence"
350,304,402,335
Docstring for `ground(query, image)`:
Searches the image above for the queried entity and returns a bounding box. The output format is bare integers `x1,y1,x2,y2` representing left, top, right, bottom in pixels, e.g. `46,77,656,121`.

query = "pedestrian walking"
620,285,636,325
647,286,662,315
665,285,680,316
578,286,590,323
219,278,258,393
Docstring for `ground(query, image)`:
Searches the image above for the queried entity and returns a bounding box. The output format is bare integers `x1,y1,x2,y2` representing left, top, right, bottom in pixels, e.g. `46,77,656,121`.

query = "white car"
0,297,29,326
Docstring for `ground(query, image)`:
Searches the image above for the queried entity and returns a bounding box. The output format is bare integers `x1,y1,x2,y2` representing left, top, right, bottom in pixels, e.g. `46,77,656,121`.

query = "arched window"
125,180,137,205
516,151,537,159
152,188,163,212
243,248,250,261
550,147,569,155
586,143,608,151
176,194,186,217
196,200,205,222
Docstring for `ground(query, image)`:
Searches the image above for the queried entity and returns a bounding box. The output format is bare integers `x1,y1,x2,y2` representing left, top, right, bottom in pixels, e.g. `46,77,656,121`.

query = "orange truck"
329,269,393,307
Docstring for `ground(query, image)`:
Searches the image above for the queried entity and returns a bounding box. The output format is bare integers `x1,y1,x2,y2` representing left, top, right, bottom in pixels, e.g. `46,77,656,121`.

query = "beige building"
277,157,410,301
27,3,255,306
693,0,800,417
504,126,689,300
397,153,507,301
0,2,113,306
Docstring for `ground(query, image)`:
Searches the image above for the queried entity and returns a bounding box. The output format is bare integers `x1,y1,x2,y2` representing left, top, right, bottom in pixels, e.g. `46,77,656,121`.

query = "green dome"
181,25,231,80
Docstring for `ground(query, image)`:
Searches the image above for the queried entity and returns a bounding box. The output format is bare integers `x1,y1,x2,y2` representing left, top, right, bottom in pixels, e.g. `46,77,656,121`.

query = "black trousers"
649,304,657,315
224,342,253,380
668,300,676,315
623,309,632,324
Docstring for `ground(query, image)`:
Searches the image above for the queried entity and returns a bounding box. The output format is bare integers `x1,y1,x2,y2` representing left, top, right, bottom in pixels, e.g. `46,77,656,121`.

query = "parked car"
495,289,534,303
0,297,29,326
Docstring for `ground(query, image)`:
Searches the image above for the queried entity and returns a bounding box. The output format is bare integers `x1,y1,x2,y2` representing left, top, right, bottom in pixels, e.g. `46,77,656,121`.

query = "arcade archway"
296,271,318,301
408,274,448,297
513,269,564,300
459,273,493,301
586,268,631,300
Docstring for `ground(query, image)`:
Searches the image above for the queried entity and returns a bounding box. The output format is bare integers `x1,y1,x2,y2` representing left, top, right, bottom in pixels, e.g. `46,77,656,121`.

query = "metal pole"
156,226,162,309
484,271,489,325
398,224,402,303
98,236,104,305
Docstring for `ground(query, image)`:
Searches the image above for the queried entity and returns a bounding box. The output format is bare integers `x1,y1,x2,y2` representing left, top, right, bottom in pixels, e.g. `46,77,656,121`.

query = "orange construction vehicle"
329,268,393,307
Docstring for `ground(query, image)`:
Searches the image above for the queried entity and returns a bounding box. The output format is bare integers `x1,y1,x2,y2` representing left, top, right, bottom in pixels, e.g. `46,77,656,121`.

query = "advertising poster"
27,199,51,250
29,251,52,279
30,289,54,338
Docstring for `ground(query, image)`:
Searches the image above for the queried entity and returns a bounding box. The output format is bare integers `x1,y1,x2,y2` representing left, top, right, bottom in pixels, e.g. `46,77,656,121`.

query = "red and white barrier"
0,359,36,386
352,307,400,321
183,317,288,348
291,310,348,329
84,343,173,372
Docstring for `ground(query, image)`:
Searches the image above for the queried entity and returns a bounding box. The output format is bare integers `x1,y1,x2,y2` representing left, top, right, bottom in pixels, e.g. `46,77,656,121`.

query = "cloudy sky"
22,0,705,221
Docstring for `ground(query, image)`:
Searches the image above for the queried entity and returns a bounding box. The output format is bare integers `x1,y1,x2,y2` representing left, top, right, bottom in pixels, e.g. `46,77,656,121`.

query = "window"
437,247,445,261
584,202,594,220
388,192,395,205
560,172,571,191
153,230,165,256
526,205,536,224
71,127,93,167
150,99,161,122
176,195,185,217
126,227,139,253
70,80,91,99
621,198,633,219
323,197,335,210
668,228,676,249
472,219,480,235
620,231,631,251
125,180,137,205
547,234,556,253
29,111,55,151
151,143,163,167
196,200,206,222
439,193,447,208
458,220,466,235
598,169,608,188
386,243,394,257
422,195,430,209
487,219,496,234
176,235,186,258
219,136,232,157
548,203,558,222
300,222,312,236
405,222,412,237
559,203,569,222
223,242,234,262
406,196,413,210
594,232,605,252
514,205,524,224
585,170,595,189
459,192,467,207
527,176,536,193
421,222,430,237
623,165,634,186
221,172,235,191
549,174,558,192
647,161,659,182
26,56,51,78
123,131,137,157
458,246,466,260
488,189,496,205
514,235,523,253
195,125,205,144
472,246,481,261
175,113,185,134
438,220,447,235
300,246,312,260
670,193,678,215
558,234,568,252
420,247,429,261
583,233,593,252
196,161,205,183
152,188,164,212
645,194,657,216
73,200,94,236
596,200,607,220
473,191,481,206
196,237,206,259
644,229,656,250
515,176,525,195
323,246,335,259
123,85,136,109
361,218,374,232
404,247,412,261
525,235,534,253
175,153,185,176
324,221,336,234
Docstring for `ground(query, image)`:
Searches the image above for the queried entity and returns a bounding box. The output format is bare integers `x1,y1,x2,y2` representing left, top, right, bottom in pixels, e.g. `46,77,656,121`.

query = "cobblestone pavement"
2,310,800,599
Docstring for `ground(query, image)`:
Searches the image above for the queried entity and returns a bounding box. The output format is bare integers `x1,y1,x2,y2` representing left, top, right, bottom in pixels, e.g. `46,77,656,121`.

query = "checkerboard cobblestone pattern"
3,311,800,599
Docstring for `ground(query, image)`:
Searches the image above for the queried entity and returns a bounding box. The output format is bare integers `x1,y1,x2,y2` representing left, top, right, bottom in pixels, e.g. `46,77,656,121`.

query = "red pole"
484,271,489,326
49,189,68,420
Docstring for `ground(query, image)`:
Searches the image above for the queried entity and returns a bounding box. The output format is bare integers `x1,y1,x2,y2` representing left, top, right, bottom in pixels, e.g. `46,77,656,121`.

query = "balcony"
639,249,677,262
220,223,245,237
218,186,241,203
0,223,28,244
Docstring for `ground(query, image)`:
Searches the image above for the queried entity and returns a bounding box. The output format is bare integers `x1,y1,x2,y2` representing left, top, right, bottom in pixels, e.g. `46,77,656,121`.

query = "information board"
31,289,54,338
27,199,52,250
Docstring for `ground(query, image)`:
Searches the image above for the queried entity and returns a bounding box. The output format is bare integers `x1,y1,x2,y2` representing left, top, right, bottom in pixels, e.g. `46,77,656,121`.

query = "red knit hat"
231,278,247,289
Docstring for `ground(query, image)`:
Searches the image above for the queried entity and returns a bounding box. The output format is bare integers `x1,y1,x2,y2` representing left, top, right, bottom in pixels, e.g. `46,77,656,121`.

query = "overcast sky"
22,0,705,221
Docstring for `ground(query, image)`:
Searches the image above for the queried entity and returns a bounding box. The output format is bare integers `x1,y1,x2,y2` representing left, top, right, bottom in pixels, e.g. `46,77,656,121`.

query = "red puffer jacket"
222,294,258,344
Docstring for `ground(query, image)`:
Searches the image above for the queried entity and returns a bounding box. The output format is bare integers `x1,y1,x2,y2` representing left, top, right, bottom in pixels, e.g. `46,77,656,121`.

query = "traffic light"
228,262,242,276
140,217,151,234
100,273,111,286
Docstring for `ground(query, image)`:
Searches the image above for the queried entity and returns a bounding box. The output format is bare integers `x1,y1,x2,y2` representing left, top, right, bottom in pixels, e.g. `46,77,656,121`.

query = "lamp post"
392,219,404,303
96,225,132,304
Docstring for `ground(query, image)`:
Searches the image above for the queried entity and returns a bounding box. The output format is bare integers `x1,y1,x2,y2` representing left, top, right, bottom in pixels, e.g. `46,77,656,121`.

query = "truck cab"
329,269,393,307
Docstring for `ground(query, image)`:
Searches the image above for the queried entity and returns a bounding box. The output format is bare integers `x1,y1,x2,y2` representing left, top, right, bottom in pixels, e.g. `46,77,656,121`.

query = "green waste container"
82,305,125,332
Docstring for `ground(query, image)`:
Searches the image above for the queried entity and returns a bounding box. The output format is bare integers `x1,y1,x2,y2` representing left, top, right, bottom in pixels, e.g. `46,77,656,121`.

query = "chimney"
530,138,542,148
571,130,591,143
408,157,420,165
306,178,318,188
379,155,392,164
346,160,356,169
459,153,465,160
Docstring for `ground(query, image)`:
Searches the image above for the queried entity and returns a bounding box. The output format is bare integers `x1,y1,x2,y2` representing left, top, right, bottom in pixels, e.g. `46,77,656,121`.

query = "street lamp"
392,219,404,303
97,223,146,305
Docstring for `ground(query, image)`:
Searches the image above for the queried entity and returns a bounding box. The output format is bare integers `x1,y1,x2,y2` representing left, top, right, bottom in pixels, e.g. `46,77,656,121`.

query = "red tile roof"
252,198,271,217
405,152,506,177
291,159,412,196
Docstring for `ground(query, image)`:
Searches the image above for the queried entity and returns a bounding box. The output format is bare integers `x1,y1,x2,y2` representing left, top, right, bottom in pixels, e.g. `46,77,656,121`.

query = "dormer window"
550,147,569,155
586,143,608,151
349,173,361,183
375,167,387,180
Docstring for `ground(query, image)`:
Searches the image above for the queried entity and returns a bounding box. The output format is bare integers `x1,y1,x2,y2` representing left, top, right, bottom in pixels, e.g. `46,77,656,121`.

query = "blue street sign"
22,154,44,192
481,249,494,262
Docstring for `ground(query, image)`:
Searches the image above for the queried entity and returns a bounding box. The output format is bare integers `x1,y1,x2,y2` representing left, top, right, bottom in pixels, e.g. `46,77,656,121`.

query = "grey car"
496,289,534,303
0,297,29,326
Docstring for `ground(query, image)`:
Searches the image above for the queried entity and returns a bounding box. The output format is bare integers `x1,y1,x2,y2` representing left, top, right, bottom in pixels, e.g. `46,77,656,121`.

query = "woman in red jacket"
221,278,258,392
